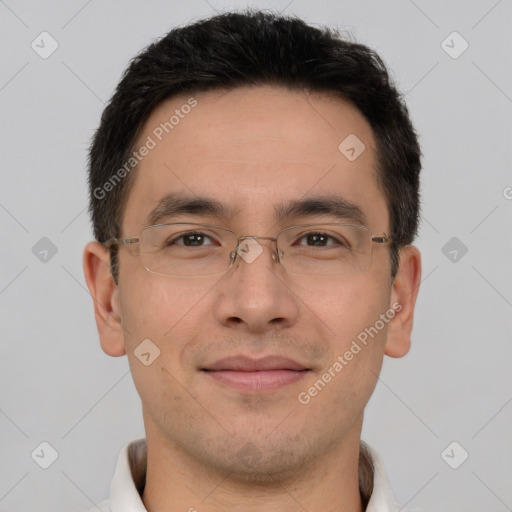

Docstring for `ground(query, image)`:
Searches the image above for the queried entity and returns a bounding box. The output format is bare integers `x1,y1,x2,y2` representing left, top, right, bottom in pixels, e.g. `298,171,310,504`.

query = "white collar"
89,438,412,512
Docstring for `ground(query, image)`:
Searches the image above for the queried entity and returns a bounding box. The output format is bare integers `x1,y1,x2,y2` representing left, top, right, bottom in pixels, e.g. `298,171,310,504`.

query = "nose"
213,236,300,333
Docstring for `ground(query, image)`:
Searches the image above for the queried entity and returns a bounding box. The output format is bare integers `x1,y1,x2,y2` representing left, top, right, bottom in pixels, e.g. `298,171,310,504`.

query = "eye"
296,232,347,248
168,231,217,247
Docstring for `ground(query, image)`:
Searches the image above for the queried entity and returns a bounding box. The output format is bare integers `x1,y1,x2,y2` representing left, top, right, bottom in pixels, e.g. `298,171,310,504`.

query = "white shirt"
87,438,417,512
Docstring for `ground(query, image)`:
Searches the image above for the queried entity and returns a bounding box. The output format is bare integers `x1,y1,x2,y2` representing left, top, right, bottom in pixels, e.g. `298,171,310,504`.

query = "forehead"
122,85,388,234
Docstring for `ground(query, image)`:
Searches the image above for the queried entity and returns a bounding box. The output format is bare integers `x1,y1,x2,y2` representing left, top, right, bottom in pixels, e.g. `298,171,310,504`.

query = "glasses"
104,222,392,279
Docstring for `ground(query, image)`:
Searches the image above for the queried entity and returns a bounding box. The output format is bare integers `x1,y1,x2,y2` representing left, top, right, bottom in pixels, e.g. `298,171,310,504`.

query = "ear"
385,245,421,358
83,241,126,357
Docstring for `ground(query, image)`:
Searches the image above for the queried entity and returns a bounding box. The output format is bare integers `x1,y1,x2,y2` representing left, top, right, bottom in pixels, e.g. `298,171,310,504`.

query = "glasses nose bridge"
235,234,281,264
238,234,278,243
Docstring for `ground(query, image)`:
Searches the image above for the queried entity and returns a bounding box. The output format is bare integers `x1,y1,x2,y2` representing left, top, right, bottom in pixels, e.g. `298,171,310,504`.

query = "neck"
139,422,373,512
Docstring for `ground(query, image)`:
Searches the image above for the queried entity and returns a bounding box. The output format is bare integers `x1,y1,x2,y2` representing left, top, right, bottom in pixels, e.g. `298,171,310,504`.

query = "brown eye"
296,232,348,248
168,232,216,247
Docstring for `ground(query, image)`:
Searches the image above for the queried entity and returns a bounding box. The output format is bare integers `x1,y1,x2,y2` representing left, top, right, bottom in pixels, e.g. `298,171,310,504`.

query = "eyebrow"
146,193,234,225
146,192,367,227
275,196,367,226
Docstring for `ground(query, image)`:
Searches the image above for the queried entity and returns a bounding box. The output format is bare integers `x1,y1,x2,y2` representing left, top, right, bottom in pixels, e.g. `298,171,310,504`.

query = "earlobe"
83,241,126,357
385,245,422,358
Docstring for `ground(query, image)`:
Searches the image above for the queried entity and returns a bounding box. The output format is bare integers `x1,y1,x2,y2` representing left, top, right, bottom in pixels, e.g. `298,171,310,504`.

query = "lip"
203,355,309,372
201,355,311,393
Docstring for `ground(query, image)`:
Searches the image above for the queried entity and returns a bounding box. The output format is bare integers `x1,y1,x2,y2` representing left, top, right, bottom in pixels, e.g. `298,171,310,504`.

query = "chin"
224,456,308,485
202,434,317,485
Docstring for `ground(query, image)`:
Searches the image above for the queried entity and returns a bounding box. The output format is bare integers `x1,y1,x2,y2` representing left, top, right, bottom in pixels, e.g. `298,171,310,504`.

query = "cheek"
318,279,392,394
295,275,390,352
119,277,213,404
120,271,208,339
296,285,390,424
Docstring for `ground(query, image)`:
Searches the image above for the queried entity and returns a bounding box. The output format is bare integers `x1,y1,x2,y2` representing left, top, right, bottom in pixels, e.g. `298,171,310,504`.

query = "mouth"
201,355,312,393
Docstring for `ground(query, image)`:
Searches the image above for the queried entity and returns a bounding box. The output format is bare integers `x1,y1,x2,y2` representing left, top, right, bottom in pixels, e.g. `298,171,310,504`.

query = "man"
83,10,422,512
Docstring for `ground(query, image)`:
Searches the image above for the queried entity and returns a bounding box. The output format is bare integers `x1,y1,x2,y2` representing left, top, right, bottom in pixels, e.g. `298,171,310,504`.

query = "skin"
84,85,421,512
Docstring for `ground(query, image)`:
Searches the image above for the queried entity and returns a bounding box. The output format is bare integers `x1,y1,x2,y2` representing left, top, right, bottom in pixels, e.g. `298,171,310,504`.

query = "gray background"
1,0,511,511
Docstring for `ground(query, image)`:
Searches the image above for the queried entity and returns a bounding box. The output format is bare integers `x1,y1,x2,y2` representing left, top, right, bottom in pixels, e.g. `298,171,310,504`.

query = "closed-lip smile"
202,355,311,392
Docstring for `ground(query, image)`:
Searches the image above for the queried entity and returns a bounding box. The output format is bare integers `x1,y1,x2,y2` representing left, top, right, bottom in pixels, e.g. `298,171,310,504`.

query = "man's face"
110,86,403,478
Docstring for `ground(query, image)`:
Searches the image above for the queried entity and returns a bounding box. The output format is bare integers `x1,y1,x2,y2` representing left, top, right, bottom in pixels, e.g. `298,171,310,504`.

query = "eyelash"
169,231,347,248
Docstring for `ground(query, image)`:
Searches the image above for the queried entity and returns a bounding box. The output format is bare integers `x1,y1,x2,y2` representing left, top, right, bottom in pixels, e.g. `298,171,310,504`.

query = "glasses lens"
137,223,372,278
277,224,372,277
139,223,237,277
